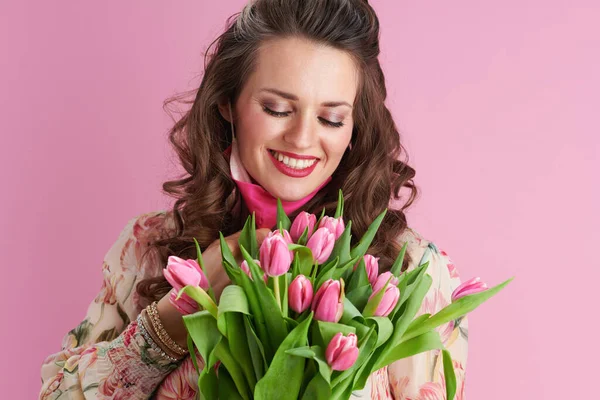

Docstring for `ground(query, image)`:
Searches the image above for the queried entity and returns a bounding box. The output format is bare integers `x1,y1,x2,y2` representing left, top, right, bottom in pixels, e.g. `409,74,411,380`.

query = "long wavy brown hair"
137,0,419,303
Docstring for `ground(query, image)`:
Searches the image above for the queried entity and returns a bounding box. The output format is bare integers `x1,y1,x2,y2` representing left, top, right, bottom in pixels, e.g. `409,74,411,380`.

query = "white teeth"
271,151,317,170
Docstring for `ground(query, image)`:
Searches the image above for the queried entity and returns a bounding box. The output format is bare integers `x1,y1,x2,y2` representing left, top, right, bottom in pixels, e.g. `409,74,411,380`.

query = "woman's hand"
201,228,272,300
157,228,272,347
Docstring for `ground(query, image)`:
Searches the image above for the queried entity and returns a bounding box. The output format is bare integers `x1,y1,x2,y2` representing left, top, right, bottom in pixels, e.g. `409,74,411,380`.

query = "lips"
267,149,319,178
268,149,319,161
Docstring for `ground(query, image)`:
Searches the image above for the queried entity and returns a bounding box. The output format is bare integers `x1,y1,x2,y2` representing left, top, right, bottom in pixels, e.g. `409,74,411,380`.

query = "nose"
282,112,317,149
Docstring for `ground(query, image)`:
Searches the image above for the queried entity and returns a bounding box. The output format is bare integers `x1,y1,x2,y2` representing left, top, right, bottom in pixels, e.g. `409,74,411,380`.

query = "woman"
39,0,468,398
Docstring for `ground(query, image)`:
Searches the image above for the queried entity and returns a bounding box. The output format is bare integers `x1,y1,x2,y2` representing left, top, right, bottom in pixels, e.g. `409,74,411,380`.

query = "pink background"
1,1,598,398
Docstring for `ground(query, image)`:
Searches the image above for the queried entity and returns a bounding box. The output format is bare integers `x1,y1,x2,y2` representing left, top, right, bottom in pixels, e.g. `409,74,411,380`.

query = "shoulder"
396,226,461,289
104,210,177,276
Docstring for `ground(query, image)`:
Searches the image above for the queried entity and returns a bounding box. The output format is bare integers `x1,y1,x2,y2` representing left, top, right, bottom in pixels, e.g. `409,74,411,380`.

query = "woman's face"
223,37,358,201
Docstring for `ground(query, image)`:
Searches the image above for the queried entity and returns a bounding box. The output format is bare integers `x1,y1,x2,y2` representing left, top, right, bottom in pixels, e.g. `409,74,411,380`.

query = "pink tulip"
268,229,293,245
371,272,399,295
259,234,293,277
318,216,345,240
163,256,209,315
312,279,344,322
354,254,379,287
164,256,209,290
169,289,198,314
240,259,268,283
368,280,400,317
306,227,336,264
325,332,359,371
290,211,317,242
451,277,488,302
288,275,314,313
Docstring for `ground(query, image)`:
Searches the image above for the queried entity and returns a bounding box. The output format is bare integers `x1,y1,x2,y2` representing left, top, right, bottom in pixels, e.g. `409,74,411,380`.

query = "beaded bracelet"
137,312,181,363
146,301,189,357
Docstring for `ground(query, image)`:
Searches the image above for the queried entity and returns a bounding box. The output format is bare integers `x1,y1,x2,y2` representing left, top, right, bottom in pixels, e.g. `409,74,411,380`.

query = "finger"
256,228,272,245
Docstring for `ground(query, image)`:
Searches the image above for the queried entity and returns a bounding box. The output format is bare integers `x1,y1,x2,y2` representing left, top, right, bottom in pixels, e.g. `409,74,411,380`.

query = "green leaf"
237,267,272,359
297,225,310,246
286,345,332,385
288,244,315,277
315,321,356,350
182,310,221,367
301,372,331,400
334,189,344,219
374,331,444,370
402,277,514,342
345,285,372,312
240,245,288,357
225,312,257,391
193,237,216,302
346,257,368,293
315,207,327,228
214,337,251,400
363,275,394,318
349,209,387,260
332,255,360,284
390,241,408,276
365,317,393,348
199,364,219,400
443,348,457,400
187,334,200,375
244,315,267,382
371,274,431,372
276,198,292,231
178,285,218,318
315,257,340,288
391,262,430,321
239,213,258,259
340,297,364,324
218,366,245,400
254,313,314,400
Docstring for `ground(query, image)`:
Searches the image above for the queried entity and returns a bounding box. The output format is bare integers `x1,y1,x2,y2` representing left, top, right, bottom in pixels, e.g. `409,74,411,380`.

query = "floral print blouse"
39,210,468,399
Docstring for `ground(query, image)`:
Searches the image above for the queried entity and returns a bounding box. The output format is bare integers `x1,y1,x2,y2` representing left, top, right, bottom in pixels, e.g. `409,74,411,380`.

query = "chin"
265,183,314,202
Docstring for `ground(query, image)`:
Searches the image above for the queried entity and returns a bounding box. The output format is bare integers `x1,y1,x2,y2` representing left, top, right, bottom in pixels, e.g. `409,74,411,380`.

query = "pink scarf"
224,139,331,229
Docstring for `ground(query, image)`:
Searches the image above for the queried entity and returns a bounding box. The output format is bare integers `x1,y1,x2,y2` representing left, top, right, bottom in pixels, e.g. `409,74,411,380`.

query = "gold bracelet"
146,301,189,357
138,310,181,362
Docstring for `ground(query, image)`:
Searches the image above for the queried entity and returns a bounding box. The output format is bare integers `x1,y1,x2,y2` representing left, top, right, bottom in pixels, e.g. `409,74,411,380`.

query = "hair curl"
137,0,419,303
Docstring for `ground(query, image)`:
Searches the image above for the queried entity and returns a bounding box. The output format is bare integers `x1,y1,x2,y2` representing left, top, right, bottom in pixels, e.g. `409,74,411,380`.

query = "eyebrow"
259,87,353,109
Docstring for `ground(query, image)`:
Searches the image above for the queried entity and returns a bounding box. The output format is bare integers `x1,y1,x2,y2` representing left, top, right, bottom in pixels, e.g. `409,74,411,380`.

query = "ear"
217,99,233,123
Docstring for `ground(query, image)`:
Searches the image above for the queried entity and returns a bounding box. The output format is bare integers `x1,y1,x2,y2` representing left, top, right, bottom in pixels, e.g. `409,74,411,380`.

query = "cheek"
323,129,352,161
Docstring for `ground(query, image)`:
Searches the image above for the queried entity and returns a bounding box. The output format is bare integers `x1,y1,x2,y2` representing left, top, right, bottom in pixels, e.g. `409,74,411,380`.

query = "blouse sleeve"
39,213,181,400
385,242,469,399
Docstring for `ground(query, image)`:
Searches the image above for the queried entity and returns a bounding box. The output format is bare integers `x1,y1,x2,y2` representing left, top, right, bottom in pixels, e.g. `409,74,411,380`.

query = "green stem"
274,275,282,311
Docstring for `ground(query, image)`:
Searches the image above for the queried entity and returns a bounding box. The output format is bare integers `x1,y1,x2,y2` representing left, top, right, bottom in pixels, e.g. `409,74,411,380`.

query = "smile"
267,149,319,178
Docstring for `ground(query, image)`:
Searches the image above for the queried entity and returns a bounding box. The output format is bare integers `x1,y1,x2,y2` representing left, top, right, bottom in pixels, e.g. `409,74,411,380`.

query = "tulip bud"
306,227,336,264
371,272,399,295
318,216,345,240
259,234,293,277
240,259,268,283
451,277,488,302
367,281,400,317
164,256,209,290
325,332,359,371
163,256,209,315
290,211,317,242
354,254,379,287
312,279,344,322
288,275,314,313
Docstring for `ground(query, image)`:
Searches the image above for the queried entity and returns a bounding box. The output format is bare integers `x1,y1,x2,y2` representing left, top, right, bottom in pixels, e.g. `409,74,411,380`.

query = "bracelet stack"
137,301,189,362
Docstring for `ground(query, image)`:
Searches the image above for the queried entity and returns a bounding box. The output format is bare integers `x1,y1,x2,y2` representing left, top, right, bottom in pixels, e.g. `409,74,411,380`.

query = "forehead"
244,37,359,105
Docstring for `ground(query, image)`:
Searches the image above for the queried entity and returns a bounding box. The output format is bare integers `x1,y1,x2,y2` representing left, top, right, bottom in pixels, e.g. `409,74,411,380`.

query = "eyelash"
262,106,345,128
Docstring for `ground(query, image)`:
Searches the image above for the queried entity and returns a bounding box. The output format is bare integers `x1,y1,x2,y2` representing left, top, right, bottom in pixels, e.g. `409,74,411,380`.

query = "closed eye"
262,106,345,128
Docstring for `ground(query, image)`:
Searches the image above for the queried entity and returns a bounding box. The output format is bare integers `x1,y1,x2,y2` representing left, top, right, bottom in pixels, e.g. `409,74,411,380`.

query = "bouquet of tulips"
164,191,512,400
